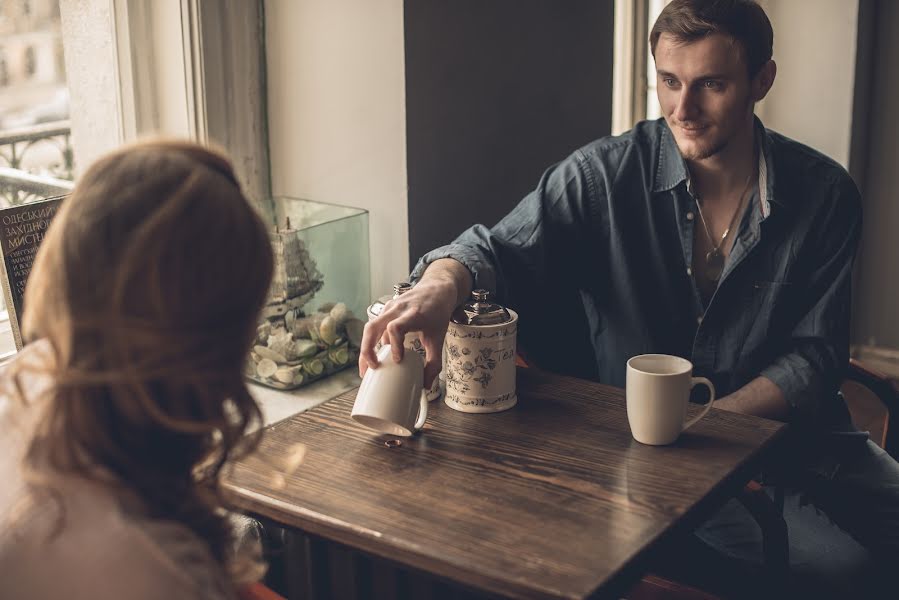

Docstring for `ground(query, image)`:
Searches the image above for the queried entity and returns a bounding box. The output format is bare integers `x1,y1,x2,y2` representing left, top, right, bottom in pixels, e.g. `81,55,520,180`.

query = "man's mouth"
678,124,708,137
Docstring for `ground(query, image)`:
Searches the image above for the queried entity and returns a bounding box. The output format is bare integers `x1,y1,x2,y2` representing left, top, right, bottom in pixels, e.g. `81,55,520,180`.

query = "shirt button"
686,267,692,276
686,212,695,221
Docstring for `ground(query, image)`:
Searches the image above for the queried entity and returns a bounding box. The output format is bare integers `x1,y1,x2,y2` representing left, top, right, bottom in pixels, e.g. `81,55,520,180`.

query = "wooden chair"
842,358,898,456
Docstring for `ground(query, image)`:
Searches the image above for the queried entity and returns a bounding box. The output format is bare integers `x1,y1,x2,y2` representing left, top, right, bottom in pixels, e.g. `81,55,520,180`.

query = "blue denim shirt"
412,118,862,432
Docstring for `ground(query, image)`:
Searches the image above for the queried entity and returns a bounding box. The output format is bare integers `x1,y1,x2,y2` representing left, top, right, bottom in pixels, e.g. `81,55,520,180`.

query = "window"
644,0,669,121
611,0,670,134
0,0,73,356
23,46,35,77
0,0,267,358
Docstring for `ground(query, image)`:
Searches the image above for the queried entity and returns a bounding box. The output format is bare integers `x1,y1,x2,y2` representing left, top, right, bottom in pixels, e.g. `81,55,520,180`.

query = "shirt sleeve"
759,177,862,427
410,148,602,305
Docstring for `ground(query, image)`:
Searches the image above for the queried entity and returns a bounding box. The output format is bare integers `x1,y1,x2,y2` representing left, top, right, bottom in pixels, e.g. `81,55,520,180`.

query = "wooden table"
224,368,787,599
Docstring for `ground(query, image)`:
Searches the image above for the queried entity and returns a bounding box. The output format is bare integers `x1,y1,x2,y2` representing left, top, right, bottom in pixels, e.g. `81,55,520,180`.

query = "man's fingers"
359,320,385,376
385,320,406,362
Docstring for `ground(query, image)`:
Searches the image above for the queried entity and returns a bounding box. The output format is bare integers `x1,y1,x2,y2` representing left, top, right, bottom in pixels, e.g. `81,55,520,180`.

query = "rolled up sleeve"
760,178,862,425
410,149,601,304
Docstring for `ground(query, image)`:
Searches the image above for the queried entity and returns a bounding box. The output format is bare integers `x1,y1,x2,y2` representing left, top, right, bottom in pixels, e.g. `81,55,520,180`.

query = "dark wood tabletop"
223,368,787,600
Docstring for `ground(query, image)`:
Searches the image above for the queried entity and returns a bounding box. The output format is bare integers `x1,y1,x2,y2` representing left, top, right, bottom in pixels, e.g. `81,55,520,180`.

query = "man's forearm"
714,376,790,421
420,258,474,308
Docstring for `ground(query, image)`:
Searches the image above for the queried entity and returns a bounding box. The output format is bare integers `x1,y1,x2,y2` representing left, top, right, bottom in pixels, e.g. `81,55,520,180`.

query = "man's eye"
703,80,722,90
663,78,678,88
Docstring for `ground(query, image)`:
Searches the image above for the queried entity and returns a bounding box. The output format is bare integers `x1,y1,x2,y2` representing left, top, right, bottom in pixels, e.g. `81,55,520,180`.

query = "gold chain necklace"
694,175,752,282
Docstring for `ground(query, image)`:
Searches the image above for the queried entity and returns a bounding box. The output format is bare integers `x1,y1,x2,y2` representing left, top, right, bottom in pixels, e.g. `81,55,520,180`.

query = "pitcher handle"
683,377,716,431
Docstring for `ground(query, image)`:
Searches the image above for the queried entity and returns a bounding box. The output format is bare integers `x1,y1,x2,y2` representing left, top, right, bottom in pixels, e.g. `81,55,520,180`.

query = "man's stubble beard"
679,134,729,161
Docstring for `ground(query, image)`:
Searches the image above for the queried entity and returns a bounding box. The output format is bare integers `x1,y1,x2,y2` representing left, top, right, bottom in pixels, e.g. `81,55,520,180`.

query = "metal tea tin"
443,289,518,413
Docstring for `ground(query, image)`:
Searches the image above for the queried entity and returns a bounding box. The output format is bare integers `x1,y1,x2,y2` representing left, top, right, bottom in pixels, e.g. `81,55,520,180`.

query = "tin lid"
368,282,412,317
451,289,512,326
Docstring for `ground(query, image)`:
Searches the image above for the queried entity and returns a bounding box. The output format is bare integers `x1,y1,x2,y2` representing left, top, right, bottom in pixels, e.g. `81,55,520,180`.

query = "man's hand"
359,259,473,387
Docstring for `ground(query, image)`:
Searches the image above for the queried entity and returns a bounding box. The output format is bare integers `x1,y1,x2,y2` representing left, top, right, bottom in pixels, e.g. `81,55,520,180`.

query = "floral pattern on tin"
444,391,515,407
445,325,518,340
445,344,514,393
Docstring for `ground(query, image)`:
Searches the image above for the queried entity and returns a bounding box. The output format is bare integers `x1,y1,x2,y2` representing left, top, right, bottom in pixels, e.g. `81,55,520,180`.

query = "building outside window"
0,0,73,355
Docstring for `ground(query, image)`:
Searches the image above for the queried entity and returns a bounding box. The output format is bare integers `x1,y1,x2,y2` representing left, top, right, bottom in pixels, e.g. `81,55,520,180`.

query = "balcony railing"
0,120,75,206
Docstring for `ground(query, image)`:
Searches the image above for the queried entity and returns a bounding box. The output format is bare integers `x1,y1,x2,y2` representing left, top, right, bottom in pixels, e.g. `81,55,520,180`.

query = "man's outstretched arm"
715,376,789,421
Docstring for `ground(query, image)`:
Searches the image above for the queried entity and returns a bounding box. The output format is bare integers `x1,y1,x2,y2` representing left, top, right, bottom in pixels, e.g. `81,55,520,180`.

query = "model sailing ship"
246,223,364,389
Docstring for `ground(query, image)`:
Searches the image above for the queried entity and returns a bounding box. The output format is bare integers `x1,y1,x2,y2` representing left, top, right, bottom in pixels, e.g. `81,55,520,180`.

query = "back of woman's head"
19,139,274,575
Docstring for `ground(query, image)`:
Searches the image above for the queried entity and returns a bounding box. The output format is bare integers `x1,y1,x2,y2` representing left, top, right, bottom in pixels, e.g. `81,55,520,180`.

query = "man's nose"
673,88,699,122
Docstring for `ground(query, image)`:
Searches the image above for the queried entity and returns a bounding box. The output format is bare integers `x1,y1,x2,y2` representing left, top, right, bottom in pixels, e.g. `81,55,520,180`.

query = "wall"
851,0,899,350
265,0,407,299
404,0,615,264
755,0,899,352
756,0,859,168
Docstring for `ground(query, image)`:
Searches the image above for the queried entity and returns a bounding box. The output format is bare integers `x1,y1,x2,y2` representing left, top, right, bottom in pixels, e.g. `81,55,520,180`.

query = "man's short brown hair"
649,0,773,78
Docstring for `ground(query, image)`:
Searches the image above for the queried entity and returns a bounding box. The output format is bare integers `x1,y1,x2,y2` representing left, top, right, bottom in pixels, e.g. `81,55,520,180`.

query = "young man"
360,0,898,592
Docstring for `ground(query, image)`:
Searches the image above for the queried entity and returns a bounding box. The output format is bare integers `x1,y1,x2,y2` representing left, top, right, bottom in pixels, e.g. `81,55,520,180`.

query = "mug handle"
412,390,428,431
683,377,716,432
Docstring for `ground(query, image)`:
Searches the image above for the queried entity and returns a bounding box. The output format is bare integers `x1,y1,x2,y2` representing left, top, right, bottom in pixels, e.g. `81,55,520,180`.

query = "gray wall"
851,0,899,349
404,0,615,265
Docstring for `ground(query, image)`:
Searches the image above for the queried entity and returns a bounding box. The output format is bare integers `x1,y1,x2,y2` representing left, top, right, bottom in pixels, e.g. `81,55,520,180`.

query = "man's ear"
752,60,777,102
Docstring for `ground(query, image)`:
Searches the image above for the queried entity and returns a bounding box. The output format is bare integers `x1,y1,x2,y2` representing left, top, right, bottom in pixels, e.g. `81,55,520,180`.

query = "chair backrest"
842,358,899,457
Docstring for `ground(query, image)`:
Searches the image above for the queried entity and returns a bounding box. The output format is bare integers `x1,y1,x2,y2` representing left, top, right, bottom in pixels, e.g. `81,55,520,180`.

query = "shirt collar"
653,117,781,218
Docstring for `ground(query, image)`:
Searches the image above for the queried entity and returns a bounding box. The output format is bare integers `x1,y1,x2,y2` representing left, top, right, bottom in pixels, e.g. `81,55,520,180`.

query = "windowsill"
248,368,361,430
0,310,16,365
0,313,359,420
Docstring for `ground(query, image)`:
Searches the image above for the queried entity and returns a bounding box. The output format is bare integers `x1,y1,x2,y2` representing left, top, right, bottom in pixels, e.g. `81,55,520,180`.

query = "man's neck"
687,118,757,199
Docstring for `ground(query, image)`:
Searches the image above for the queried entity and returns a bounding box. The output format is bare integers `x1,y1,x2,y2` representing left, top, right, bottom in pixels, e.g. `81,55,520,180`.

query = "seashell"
292,371,305,385
318,302,336,313
256,358,278,379
303,358,324,376
344,318,364,348
267,330,297,360
256,322,271,345
328,343,349,365
329,302,349,325
319,316,338,345
284,309,296,331
254,345,287,363
294,339,318,358
274,366,298,384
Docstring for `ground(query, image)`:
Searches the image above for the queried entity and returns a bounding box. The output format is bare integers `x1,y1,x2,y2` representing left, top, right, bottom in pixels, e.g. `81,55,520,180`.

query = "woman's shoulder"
1,477,237,600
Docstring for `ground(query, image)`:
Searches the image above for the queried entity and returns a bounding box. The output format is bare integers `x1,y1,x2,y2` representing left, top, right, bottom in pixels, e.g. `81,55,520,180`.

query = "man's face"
654,32,756,161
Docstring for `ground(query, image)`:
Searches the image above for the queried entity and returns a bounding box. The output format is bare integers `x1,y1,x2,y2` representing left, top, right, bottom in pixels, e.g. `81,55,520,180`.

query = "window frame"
0,0,272,360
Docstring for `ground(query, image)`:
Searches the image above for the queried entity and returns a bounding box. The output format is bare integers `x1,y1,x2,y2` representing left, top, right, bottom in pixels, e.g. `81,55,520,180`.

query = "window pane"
0,0,74,354
645,0,669,121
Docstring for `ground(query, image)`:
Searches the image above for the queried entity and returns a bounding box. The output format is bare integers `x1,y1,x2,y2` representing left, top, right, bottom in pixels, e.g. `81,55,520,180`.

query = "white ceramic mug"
352,344,427,436
625,354,715,445
367,298,441,403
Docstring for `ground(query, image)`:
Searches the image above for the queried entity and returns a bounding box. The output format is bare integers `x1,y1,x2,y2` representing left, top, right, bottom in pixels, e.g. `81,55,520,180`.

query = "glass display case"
246,197,370,390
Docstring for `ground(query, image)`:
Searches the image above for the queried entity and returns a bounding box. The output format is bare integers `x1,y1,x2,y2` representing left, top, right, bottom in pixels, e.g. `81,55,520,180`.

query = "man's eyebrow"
656,70,730,80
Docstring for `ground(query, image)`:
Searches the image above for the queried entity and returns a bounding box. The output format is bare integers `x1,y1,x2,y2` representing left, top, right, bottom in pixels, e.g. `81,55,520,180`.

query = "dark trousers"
668,439,899,598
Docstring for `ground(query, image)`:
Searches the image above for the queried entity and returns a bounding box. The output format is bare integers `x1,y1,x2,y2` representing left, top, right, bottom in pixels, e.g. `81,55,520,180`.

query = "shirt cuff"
760,354,818,418
409,243,497,293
